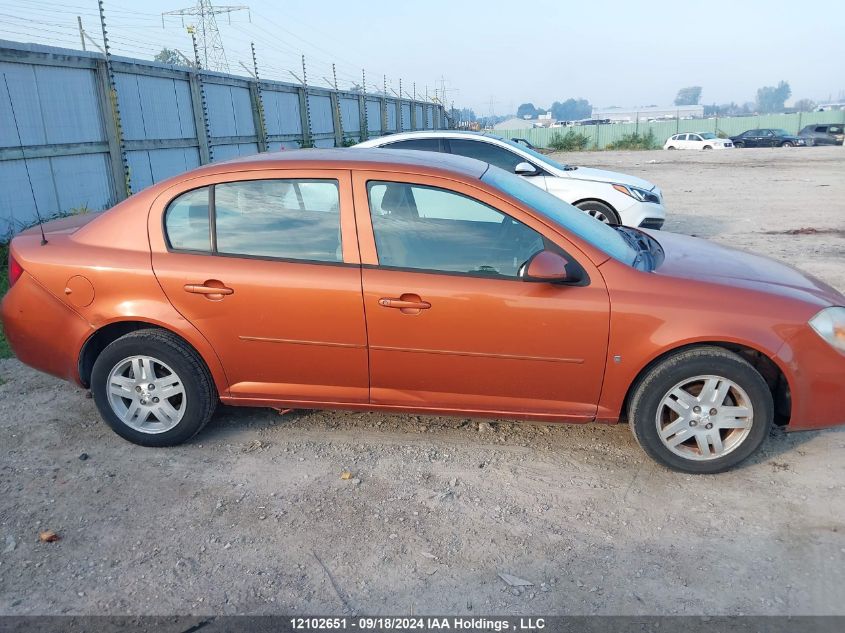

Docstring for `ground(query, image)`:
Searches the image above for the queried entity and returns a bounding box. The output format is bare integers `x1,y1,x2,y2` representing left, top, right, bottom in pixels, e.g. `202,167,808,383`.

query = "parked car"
355,131,665,229
4,149,845,474
798,123,844,146
730,129,806,148
663,132,734,150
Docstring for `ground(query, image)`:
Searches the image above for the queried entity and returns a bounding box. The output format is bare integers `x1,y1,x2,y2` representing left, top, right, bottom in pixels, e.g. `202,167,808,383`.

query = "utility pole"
250,41,268,152
78,16,86,50
162,0,249,72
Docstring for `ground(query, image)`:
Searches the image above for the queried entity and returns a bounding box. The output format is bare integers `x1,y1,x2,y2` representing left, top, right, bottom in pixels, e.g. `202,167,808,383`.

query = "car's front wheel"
574,200,621,225
628,347,773,474
734,141,744,148
91,329,218,446
781,141,794,148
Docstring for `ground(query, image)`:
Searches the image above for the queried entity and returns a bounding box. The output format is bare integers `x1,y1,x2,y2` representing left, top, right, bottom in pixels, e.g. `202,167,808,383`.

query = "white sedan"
354,131,666,228
664,132,734,150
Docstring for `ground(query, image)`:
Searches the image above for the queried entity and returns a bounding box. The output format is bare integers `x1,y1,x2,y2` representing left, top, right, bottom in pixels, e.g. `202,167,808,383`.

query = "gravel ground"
0,146,843,616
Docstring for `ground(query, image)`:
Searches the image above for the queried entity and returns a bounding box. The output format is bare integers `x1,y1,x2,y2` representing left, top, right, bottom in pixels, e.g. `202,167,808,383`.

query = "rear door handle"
184,281,234,300
378,294,431,314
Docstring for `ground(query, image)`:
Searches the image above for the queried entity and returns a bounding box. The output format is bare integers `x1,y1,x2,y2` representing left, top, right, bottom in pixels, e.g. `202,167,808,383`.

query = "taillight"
8,253,23,287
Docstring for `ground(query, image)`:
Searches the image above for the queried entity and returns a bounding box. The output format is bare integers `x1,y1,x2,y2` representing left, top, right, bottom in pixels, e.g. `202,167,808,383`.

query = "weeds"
547,130,590,152
607,130,659,150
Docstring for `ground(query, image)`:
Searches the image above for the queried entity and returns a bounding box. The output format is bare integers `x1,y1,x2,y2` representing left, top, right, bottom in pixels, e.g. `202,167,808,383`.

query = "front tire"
734,141,744,148
575,200,621,225
91,329,218,447
627,347,773,474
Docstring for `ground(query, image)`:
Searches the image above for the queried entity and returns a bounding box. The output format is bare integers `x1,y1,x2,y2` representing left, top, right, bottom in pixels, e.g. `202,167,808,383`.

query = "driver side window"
368,181,546,278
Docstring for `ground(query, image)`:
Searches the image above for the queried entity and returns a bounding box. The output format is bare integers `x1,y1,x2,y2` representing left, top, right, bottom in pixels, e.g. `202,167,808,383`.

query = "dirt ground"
0,147,843,617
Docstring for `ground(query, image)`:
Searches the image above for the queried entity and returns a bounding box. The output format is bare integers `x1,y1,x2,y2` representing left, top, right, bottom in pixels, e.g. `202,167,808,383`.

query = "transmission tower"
162,0,249,72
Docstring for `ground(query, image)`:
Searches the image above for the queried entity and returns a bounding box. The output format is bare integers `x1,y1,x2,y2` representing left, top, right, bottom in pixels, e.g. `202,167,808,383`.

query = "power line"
162,0,249,72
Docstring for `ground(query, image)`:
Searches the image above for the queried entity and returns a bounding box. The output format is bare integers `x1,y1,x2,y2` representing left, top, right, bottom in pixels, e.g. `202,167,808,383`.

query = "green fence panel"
491,111,845,149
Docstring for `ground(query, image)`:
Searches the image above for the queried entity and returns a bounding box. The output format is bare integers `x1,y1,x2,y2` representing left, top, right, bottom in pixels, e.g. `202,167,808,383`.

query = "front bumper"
616,199,667,230
774,326,845,431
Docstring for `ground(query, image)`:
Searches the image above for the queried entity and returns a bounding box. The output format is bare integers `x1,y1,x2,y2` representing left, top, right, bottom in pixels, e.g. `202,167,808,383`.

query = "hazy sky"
1,0,843,113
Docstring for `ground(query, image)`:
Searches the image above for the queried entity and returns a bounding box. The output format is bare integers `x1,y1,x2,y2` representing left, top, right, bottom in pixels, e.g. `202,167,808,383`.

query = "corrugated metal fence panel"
426,106,434,129
386,99,397,131
339,97,360,133
263,89,302,135
0,153,112,234
1,61,103,146
115,72,195,140
366,98,381,133
127,147,200,191
401,103,411,130
205,83,255,138
212,143,260,162
309,94,334,134
492,110,845,149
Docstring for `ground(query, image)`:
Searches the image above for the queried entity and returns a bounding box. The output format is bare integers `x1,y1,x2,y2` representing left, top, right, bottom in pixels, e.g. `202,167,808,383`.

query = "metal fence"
0,40,447,236
492,110,845,150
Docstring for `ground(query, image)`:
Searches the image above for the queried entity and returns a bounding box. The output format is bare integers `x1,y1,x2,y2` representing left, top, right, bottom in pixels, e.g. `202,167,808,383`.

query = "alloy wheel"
655,374,754,461
106,355,187,434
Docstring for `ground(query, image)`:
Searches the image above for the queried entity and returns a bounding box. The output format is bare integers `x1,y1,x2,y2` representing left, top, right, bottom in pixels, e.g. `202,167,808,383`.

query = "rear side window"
215,179,341,262
385,138,442,152
164,187,211,252
164,179,342,263
449,139,525,172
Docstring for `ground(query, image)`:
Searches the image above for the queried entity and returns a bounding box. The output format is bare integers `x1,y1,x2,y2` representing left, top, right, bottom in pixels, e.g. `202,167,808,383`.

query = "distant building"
592,105,704,122
492,117,536,131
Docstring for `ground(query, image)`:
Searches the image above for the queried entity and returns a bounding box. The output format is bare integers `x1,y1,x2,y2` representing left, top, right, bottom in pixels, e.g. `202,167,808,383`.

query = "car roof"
189,147,489,180
357,130,509,144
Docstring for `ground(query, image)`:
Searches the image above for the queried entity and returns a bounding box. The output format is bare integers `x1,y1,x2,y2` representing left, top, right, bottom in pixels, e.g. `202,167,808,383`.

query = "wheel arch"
78,319,229,396
619,341,791,427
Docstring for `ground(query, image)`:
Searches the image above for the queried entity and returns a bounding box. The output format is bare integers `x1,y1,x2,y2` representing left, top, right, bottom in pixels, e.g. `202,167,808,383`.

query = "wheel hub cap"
655,375,754,461
106,355,186,434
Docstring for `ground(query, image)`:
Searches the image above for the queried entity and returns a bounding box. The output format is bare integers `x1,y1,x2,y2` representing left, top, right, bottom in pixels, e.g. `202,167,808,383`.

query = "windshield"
488,136,571,171
481,165,638,266
700,132,717,139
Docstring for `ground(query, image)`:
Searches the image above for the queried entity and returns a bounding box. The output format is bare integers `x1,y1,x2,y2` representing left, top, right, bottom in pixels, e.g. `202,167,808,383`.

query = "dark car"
730,129,806,148
798,123,844,146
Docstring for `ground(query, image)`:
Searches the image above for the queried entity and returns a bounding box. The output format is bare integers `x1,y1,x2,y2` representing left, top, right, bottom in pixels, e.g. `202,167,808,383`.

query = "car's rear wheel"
666,146,676,150
628,347,773,474
91,329,218,446
781,141,794,148
703,145,712,150
574,200,621,225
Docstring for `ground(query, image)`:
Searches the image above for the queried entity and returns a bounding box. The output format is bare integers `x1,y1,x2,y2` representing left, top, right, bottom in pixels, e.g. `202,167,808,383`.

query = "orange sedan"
3,149,844,473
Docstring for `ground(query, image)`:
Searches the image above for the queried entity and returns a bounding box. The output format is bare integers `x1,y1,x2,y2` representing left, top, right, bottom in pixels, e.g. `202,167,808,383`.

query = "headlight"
612,184,661,204
809,307,845,353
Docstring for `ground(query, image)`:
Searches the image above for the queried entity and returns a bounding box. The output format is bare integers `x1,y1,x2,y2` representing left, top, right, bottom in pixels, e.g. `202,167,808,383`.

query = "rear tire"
575,200,621,225
91,329,218,447
703,145,712,150
627,346,773,474
781,141,793,148
666,146,676,150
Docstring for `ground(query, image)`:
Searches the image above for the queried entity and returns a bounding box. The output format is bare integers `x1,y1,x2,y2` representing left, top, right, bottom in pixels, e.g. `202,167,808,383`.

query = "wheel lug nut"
709,408,718,415
693,406,701,413
152,397,159,403
148,384,155,390
705,423,713,429
135,386,142,392
689,420,698,427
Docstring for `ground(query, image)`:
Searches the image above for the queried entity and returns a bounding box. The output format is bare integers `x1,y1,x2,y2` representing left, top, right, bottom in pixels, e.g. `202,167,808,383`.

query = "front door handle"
184,280,234,300
378,294,431,314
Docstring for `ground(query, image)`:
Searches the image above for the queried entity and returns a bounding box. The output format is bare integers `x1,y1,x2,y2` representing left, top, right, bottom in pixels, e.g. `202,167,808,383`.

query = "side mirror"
519,250,571,283
514,161,538,176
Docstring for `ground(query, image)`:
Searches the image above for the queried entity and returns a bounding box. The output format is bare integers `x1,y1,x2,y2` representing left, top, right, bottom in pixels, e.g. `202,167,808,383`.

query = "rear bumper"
1,273,92,386
774,327,845,431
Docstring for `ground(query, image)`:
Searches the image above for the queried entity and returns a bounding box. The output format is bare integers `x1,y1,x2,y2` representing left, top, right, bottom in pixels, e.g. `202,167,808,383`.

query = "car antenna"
2,72,47,245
